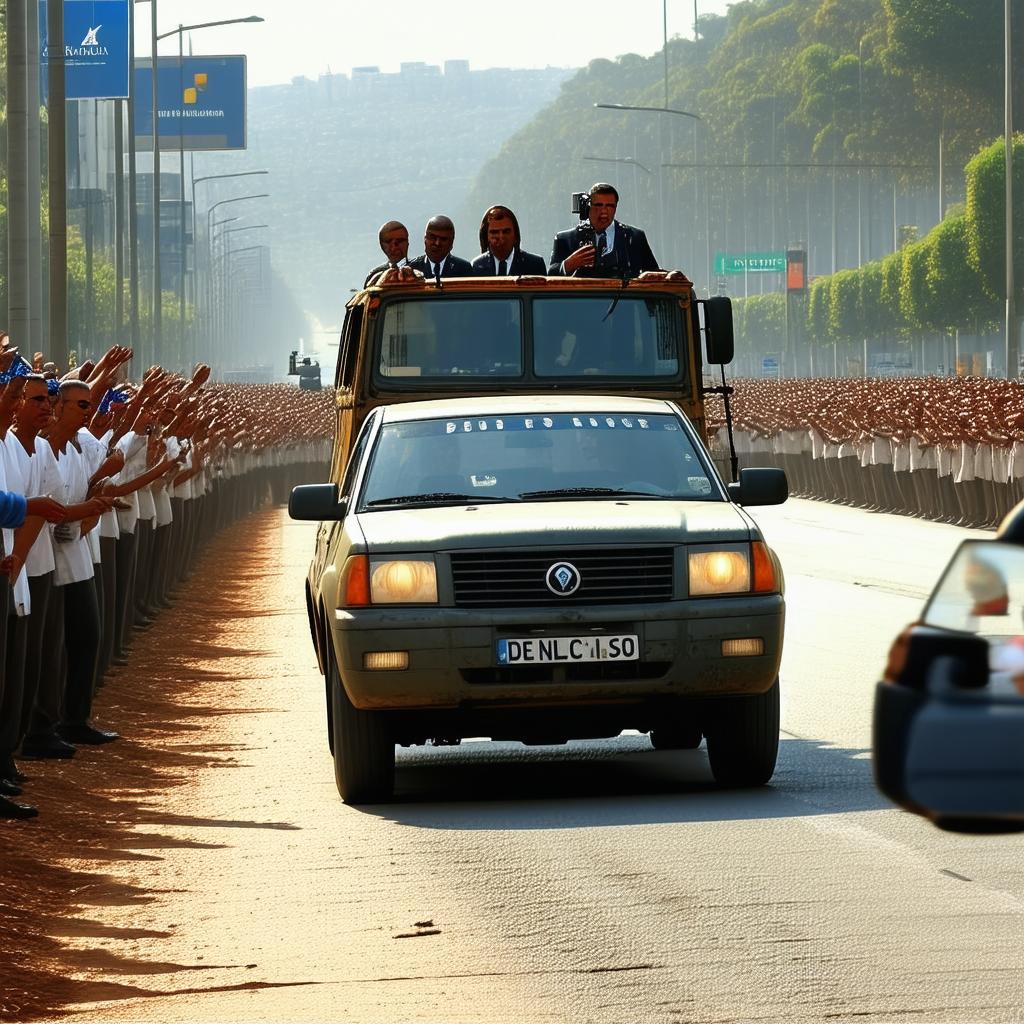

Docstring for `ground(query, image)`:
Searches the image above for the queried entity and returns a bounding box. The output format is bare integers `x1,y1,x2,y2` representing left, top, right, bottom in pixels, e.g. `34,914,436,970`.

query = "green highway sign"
714,252,787,274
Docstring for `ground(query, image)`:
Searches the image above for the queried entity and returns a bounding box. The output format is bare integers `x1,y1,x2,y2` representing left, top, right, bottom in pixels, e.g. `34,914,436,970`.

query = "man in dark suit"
406,216,474,280
471,206,547,277
548,183,659,279
363,221,410,287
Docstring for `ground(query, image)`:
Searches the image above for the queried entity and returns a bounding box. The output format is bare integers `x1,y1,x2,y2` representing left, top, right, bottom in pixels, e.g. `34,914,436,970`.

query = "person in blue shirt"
0,490,27,529
0,488,66,820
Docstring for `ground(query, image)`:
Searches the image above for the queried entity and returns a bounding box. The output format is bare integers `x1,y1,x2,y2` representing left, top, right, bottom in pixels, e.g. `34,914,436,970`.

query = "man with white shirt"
30,382,117,749
3,376,70,769
406,216,473,280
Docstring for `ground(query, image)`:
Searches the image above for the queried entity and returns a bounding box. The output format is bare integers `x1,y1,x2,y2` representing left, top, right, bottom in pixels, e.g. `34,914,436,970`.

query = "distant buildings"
277,60,570,105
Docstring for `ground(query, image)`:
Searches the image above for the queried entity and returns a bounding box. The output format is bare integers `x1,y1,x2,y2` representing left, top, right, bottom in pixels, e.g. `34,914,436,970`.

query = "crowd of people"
0,339,332,820
363,182,660,287
707,377,1024,528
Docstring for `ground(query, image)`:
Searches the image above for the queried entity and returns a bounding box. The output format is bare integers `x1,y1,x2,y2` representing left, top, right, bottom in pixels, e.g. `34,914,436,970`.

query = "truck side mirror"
289,483,346,521
726,467,787,506
702,296,735,366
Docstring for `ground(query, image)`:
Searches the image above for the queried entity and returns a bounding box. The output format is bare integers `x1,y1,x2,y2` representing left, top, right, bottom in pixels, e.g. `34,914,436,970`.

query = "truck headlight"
688,548,751,596
370,558,438,604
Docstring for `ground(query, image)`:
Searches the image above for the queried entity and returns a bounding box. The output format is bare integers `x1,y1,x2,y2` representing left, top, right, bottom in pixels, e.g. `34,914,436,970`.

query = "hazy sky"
136,1,736,87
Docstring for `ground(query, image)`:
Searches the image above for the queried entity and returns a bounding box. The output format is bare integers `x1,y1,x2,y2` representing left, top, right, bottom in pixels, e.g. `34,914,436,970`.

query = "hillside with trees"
197,65,572,330
464,0,1024,372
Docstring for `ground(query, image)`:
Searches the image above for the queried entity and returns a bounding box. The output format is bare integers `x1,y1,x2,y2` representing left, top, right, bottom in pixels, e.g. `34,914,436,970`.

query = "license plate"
496,634,639,665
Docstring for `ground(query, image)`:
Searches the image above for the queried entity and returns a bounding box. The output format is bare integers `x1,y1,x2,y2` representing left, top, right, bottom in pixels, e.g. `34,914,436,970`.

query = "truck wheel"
650,722,702,750
325,677,335,754
704,679,780,787
329,659,395,803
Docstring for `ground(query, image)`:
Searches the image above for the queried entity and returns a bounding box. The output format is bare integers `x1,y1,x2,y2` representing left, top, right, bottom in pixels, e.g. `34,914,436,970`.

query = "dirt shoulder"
0,508,303,1021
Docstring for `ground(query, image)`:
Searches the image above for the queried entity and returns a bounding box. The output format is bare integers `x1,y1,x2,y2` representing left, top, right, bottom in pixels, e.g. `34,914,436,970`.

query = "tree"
964,136,1024,302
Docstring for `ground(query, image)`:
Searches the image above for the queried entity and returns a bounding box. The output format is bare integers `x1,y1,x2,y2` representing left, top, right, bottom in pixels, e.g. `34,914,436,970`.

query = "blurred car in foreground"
291,394,788,803
874,536,1024,833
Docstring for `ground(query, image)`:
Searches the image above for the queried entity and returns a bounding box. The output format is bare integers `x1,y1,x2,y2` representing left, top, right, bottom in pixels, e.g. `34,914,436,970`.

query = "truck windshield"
378,298,523,378
533,296,680,377
359,412,718,509
375,294,685,383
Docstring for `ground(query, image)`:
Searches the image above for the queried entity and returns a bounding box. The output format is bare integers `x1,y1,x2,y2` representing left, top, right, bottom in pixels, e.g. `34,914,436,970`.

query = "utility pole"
151,0,163,365
114,99,125,344
1006,0,1017,379
663,0,669,108
128,0,141,355
48,0,69,368
178,25,187,367
7,0,30,345
27,0,43,352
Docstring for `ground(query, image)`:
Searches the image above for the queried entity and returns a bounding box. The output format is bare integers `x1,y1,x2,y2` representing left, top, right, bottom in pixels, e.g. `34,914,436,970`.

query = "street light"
594,102,706,286
152,16,264,368
583,155,653,175
201,193,269,354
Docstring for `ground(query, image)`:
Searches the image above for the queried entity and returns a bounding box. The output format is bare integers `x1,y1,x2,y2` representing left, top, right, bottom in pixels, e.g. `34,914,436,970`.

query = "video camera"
572,192,596,248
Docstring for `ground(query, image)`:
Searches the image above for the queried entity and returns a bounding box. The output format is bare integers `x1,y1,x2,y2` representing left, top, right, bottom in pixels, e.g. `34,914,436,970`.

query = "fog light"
364,651,409,671
721,638,764,657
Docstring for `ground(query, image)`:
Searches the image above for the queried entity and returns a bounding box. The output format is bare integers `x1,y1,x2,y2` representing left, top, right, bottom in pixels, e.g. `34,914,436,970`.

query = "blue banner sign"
40,0,131,100
134,56,247,152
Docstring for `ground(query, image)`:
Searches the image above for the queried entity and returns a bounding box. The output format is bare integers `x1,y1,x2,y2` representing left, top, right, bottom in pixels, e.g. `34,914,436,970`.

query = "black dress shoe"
2,757,26,783
58,723,119,745
0,779,23,797
20,736,77,760
0,795,38,820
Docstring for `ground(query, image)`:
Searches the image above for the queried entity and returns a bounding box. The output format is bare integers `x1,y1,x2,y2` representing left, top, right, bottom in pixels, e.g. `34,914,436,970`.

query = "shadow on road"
358,732,889,830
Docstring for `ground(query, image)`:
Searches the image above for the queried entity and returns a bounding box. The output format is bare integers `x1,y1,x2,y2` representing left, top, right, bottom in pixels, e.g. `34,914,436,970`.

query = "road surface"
45,501,1024,1023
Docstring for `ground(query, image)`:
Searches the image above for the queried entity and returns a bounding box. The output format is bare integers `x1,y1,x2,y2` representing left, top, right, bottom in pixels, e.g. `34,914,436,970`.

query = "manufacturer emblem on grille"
545,561,581,596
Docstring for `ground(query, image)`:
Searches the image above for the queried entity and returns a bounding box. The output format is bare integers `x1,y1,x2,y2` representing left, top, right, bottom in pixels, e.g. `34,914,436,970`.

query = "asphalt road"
63,501,1024,1024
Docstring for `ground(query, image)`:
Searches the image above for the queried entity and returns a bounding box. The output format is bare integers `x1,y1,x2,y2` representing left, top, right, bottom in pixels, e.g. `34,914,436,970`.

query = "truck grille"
450,548,675,607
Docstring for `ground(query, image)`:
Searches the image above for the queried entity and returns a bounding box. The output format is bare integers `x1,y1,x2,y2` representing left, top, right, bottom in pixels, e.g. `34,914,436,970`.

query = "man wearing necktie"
471,206,547,277
406,216,474,280
363,221,410,287
548,182,660,279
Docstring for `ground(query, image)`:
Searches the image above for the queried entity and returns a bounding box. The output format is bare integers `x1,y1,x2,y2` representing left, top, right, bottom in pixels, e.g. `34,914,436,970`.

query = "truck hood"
354,500,753,552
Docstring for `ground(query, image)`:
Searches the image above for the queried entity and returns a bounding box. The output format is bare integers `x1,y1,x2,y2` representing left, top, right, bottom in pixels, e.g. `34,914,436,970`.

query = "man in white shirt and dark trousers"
32,382,117,747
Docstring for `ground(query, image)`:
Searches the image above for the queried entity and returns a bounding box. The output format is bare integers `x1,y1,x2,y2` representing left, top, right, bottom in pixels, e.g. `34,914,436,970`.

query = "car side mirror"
727,467,788,506
702,295,734,366
289,483,347,522
874,631,1024,834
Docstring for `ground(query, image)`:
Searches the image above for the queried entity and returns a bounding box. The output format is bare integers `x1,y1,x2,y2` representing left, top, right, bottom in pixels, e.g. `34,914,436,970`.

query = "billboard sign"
714,252,787,275
40,0,131,100
134,56,247,152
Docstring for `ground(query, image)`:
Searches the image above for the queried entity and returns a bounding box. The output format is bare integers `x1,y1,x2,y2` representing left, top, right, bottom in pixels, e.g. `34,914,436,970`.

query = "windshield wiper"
365,491,519,507
518,486,662,500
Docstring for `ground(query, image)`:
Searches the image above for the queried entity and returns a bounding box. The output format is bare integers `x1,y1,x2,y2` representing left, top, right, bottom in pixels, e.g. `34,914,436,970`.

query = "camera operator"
548,182,659,279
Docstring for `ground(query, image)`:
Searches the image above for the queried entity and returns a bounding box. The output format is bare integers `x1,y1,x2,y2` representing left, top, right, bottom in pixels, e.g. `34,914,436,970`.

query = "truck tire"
650,722,702,750
704,678,780,787
329,659,395,803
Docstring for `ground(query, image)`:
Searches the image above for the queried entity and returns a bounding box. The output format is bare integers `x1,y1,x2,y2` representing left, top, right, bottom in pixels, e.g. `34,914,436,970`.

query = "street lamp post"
594,102,705,286
1006,0,1016,378
203,194,269,354
191,171,269,295
154,17,264,369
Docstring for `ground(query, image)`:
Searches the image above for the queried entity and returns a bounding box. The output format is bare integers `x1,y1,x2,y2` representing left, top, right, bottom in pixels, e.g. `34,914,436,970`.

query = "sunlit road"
65,501,1024,1024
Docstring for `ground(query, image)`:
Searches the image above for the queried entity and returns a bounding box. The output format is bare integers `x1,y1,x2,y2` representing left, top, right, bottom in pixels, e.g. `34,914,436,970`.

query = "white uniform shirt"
4,432,62,578
153,437,178,527
0,435,31,615
53,443,95,586
77,429,112,563
115,432,146,535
